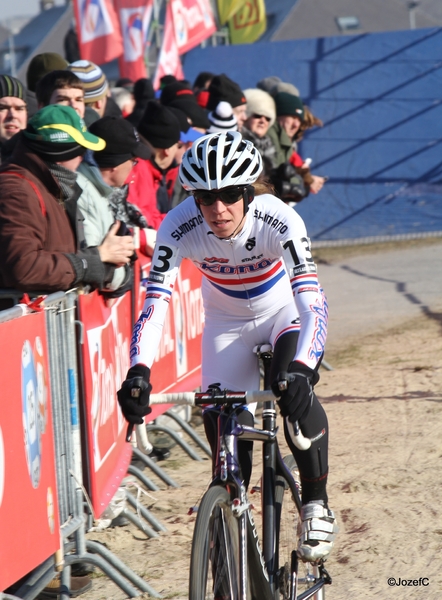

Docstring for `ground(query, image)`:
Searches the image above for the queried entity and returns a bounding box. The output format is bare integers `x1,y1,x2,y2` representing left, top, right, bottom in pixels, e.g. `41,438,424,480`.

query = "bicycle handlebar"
137,390,311,450
149,389,274,406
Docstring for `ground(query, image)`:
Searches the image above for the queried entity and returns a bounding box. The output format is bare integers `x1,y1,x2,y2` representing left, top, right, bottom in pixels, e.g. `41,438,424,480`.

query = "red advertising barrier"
0,312,60,590
77,257,203,517
139,257,203,420
77,291,134,518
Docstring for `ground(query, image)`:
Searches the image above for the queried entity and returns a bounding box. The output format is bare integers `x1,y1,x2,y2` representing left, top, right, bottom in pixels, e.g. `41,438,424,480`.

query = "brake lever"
125,386,141,443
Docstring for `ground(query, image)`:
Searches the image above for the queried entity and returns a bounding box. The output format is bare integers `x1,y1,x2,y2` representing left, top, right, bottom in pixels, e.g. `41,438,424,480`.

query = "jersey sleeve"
279,212,328,370
130,233,183,368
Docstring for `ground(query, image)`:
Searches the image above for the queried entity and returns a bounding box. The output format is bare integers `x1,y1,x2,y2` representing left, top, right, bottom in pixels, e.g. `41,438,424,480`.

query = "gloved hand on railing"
271,361,319,423
117,364,152,424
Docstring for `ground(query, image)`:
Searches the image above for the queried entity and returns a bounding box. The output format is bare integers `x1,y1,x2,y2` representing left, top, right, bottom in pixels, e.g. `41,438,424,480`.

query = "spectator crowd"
0,54,327,598
0,54,326,308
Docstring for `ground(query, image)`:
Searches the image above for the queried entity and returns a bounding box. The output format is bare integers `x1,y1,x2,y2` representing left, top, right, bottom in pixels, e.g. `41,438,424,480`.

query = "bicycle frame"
203,398,329,600
147,389,332,599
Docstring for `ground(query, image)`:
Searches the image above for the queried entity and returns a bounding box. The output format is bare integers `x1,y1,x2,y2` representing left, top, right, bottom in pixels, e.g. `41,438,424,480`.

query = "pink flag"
73,0,123,64
116,0,153,81
153,3,184,90
170,0,217,55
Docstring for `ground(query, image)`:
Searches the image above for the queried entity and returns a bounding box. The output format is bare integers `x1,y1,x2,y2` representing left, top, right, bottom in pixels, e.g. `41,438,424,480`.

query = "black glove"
271,361,319,423
117,364,152,424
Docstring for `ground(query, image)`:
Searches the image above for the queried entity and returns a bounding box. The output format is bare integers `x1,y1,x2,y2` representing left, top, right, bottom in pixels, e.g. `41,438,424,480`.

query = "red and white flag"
115,0,154,81
170,0,217,55
73,0,123,64
153,3,184,90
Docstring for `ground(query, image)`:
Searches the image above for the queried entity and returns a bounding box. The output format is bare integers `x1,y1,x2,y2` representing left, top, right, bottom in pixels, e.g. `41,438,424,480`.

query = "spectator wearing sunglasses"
241,88,277,178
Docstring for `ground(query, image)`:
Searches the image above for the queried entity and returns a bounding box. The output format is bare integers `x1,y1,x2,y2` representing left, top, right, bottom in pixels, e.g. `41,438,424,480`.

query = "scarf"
47,162,78,202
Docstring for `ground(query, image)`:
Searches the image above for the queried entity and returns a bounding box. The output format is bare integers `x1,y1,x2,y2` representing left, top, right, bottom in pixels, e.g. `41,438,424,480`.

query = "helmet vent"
231,158,251,179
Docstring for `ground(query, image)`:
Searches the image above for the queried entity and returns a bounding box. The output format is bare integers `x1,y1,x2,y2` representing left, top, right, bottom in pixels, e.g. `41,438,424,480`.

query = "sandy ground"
82,242,442,600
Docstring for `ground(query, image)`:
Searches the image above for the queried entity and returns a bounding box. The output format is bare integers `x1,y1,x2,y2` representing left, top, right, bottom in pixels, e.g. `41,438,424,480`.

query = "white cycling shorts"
201,303,299,414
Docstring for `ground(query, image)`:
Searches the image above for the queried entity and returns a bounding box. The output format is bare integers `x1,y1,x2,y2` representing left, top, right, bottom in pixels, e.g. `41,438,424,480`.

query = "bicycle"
145,344,332,600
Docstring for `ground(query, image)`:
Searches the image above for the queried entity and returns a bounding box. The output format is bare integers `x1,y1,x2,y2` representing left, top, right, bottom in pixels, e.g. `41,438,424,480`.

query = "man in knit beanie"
207,73,247,131
0,104,135,308
26,52,69,116
68,60,109,121
0,75,28,163
125,78,155,128
76,116,155,271
207,101,238,133
26,52,69,93
126,101,181,227
160,81,210,131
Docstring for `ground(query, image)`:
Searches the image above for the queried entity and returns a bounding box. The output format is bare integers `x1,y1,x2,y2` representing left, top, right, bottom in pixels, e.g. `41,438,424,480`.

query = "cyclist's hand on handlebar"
117,364,152,424
271,361,319,423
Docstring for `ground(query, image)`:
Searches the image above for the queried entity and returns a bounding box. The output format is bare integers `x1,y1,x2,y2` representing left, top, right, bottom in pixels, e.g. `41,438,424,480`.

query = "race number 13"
282,238,314,266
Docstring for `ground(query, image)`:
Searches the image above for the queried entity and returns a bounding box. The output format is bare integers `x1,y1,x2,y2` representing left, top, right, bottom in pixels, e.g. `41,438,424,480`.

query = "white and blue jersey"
130,193,328,383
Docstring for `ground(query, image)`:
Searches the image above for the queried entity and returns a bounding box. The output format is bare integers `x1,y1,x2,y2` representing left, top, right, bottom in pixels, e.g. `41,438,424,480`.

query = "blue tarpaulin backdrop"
183,28,442,242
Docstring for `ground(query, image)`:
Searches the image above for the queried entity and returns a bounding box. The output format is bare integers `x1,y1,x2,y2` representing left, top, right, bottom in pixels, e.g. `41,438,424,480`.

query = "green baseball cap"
24,104,106,151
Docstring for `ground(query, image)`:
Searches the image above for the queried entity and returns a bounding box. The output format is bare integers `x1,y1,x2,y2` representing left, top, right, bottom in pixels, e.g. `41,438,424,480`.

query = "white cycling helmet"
179,131,263,191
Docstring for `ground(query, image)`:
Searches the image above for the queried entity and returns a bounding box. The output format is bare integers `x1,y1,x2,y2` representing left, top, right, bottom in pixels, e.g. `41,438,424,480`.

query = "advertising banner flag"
73,0,123,64
170,0,217,55
153,3,184,90
116,0,154,81
216,0,246,25
228,0,266,44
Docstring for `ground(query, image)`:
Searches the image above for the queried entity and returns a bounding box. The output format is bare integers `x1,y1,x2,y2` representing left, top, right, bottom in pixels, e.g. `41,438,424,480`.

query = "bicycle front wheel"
189,485,248,600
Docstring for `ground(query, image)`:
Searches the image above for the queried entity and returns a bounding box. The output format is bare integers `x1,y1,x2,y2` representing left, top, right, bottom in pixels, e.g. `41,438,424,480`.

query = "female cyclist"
118,131,338,563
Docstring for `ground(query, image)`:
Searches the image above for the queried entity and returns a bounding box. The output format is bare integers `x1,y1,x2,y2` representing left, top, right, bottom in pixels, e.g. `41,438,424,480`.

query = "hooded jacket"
0,135,113,300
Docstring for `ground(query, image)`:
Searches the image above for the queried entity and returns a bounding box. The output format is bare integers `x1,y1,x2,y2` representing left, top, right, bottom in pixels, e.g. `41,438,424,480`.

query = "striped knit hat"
67,60,108,103
0,75,25,100
207,101,237,133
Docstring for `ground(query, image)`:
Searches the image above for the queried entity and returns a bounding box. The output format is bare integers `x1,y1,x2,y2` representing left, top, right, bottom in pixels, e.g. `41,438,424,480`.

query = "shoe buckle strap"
306,517,337,534
300,530,336,543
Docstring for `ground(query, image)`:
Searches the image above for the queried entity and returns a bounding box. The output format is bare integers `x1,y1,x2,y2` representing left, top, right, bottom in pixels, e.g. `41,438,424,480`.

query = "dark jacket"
267,121,296,168
0,136,114,299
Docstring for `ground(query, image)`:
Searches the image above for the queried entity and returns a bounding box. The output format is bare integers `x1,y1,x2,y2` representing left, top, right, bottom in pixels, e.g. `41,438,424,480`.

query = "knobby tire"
189,485,250,600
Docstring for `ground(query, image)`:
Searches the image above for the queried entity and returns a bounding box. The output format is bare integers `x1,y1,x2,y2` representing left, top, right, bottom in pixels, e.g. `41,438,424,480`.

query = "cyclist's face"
198,192,245,238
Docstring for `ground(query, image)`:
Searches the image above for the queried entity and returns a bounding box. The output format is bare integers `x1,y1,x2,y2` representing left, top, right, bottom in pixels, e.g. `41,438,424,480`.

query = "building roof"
271,0,440,41
0,5,71,81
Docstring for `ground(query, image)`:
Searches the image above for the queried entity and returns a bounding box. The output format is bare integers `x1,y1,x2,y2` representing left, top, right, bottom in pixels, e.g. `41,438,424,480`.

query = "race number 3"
152,245,174,273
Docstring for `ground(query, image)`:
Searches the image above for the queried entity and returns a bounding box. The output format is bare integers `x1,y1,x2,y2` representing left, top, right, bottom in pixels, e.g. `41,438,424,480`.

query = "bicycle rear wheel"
189,485,249,600
275,456,326,600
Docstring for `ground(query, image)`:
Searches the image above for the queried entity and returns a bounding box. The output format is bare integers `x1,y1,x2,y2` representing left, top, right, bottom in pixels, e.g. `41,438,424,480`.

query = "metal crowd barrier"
0,291,160,599
1,255,206,598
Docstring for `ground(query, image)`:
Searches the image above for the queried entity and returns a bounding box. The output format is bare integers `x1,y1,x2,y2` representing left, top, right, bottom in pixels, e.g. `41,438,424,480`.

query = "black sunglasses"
251,113,271,122
193,187,246,207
